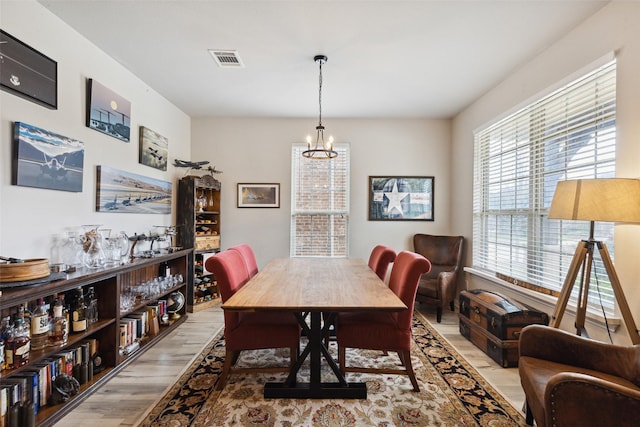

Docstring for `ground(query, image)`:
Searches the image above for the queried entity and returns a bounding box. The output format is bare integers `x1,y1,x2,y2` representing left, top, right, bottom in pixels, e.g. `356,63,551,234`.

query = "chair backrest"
228,243,259,278
204,250,250,330
367,245,397,281
388,251,431,329
413,234,464,279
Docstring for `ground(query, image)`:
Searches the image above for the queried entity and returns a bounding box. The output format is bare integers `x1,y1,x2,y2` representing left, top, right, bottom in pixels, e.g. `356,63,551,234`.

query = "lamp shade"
548,178,640,223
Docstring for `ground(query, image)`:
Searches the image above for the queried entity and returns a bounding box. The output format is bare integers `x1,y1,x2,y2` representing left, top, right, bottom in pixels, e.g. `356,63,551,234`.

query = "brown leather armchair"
412,234,464,322
519,324,640,427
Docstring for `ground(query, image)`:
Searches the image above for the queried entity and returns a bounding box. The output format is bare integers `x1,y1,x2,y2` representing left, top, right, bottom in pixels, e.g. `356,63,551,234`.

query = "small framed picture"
368,176,434,221
237,183,280,208
139,126,168,171
86,78,131,142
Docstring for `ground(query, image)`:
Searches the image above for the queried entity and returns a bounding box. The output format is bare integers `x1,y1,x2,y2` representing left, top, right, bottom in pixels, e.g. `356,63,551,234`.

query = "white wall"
0,1,191,258
191,117,452,268
452,2,640,344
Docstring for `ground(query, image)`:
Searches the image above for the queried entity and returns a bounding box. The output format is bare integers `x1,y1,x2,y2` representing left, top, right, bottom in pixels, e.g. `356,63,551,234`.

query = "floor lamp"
548,178,640,345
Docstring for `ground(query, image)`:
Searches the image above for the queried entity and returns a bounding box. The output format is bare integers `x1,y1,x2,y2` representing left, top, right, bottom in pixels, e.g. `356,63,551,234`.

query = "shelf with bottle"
0,250,190,427
191,252,219,311
1,288,113,375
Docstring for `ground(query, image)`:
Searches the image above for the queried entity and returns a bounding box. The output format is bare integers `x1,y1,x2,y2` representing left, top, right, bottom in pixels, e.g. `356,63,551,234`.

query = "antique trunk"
459,315,520,367
458,289,549,367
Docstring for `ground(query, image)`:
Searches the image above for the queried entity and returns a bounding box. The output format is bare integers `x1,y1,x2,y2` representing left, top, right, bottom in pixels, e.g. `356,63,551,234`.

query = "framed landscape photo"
86,78,131,142
368,176,434,221
237,183,280,208
96,165,172,214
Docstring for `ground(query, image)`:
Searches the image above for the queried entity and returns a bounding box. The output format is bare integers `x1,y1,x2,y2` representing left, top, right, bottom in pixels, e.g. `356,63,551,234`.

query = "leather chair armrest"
437,271,457,301
520,325,640,383
545,372,640,427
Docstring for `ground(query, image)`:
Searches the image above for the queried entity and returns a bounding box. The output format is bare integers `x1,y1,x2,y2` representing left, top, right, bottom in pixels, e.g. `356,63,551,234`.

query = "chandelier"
303,55,337,159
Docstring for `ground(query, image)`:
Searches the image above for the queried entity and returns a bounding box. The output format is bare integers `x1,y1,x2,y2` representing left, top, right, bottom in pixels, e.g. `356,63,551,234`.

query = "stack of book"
0,339,98,426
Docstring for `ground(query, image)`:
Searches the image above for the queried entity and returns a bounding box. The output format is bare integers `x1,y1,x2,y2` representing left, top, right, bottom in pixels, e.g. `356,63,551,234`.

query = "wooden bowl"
0,258,50,283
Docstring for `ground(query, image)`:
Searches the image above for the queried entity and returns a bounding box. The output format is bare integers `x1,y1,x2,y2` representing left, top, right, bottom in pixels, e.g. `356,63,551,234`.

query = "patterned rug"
138,311,525,426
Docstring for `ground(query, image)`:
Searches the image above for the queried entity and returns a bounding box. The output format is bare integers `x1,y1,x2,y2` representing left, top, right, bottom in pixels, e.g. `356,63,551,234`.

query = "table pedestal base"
264,381,367,399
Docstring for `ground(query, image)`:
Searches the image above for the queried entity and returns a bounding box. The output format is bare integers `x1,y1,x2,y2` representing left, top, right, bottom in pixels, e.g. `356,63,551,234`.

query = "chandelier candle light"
303,55,337,159
548,178,640,344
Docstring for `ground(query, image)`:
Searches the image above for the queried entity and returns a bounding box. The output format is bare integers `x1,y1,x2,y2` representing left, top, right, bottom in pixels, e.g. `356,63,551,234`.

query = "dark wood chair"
336,251,431,391
412,233,464,323
367,244,397,281
205,249,299,390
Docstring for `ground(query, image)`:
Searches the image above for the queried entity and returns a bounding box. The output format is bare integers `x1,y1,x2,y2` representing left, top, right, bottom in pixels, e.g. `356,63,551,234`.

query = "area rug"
138,311,525,426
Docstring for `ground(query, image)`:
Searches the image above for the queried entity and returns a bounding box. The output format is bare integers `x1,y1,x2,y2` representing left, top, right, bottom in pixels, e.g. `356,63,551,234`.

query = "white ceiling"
38,0,608,119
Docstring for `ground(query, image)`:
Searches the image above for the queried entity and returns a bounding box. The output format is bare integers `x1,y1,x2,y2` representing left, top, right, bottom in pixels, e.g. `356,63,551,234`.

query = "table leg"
264,311,367,399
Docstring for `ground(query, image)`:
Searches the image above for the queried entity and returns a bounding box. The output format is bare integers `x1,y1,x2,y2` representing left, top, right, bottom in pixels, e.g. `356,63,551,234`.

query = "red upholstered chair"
324,246,396,347
228,243,259,278
367,244,397,281
336,251,431,391
205,250,300,390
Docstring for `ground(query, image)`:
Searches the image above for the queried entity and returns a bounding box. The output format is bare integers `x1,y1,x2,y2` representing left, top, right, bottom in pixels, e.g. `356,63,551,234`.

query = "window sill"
464,267,621,333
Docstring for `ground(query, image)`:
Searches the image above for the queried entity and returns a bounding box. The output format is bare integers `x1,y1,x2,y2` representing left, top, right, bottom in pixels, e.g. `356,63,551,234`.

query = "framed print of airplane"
237,183,280,208
96,165,172,214
12,121,84,192
139,126,168,171
86,78,131,142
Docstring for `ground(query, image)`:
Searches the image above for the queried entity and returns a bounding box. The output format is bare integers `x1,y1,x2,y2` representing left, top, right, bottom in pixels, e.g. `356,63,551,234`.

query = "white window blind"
291,143,350,257
473,60,617,310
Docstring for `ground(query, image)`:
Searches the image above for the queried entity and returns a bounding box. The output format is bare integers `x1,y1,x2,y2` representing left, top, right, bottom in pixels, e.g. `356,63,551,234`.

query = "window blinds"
291,143,350,257
473,60,617,310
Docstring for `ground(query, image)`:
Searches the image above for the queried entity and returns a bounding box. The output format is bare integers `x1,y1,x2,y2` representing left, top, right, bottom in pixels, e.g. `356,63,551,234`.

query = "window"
473,60,616,310
291,143,350,257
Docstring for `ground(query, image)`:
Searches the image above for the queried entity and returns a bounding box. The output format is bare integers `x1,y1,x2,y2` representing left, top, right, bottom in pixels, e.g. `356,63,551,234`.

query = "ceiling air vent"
209,50,244,68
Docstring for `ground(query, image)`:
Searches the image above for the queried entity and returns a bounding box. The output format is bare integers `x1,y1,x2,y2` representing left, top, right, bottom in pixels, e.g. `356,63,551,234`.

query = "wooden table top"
222,257,407,312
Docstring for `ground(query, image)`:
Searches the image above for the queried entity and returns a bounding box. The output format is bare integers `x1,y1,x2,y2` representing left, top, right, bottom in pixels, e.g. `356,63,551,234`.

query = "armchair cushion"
519,324,640,427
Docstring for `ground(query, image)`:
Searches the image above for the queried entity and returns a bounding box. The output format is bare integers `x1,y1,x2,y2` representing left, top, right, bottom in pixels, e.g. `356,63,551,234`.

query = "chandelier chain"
318,60,323,127
302,54,337,159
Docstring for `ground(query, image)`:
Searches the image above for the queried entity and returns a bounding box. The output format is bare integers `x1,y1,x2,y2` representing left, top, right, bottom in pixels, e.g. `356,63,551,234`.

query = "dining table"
221,257,407,399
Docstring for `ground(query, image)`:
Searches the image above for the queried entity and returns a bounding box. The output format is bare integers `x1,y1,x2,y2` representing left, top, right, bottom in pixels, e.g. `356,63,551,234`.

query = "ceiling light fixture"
303,55,337,159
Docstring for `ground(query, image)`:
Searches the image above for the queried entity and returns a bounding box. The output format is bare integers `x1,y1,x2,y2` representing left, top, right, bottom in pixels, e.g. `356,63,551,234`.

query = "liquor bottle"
11,317,30,367
30,298,49,350
1,317,13,369
160,261,171,278
86,286,98,325
60,294,71,338
71,287,87,333
48,299,68,346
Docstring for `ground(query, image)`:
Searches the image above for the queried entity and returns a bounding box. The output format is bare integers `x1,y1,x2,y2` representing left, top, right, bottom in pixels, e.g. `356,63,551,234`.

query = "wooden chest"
458,289,549,367
195,235,220,251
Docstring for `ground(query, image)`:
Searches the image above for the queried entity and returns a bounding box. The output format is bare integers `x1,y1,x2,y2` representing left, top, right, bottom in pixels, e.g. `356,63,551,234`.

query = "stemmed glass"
196,190,207,212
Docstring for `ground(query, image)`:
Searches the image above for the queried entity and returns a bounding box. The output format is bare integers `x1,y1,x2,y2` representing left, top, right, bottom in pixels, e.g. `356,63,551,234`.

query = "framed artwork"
86,78,131,142
139,126,168,171
96,165,172,214
368,176,434,221
237,183,280,208
0,30,57,109
12,122,84,192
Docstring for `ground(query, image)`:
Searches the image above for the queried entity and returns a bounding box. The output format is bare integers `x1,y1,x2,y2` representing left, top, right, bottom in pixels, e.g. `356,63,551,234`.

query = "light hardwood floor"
55,304,525,426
